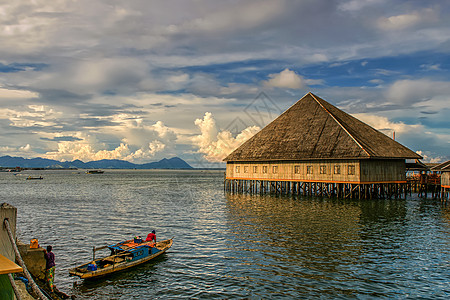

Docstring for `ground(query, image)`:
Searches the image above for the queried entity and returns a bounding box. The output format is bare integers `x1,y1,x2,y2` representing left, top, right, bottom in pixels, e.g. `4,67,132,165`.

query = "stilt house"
224,92,422,198
431,161,450,201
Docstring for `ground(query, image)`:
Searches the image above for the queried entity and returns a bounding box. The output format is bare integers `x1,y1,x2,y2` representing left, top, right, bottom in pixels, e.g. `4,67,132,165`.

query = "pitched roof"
430,160,450,171
224,92,422,162
406,159,430,171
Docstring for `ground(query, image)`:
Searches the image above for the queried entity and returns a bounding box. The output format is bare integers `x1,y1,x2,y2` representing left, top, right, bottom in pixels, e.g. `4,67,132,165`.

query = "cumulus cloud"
415,151,447,164
263,68,306,89
45,138,130,162
0,105,63,128
42,115,179,163
0,144,33,156
193,112,260,162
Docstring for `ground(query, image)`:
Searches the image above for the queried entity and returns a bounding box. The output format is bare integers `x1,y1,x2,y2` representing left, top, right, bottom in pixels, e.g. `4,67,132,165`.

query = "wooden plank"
0,254,22,275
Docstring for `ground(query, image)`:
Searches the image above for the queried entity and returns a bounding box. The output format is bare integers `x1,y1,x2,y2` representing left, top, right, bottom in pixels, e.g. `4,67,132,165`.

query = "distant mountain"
0,156,193,169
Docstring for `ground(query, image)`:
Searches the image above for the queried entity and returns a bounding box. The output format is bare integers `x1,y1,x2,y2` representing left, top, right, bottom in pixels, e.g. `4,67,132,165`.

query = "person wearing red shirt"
145,230,156,243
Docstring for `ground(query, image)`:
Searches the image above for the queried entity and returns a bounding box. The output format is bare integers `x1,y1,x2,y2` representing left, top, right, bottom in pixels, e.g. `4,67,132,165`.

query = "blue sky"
0,0,449,166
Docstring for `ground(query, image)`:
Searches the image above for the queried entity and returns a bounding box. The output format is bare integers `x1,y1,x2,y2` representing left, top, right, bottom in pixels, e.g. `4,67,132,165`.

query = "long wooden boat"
85,170,104,174
26,176,43,180
69,238,173,279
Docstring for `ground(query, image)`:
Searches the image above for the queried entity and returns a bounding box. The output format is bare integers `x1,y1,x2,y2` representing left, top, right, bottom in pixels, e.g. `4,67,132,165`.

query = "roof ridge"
309,93,371,157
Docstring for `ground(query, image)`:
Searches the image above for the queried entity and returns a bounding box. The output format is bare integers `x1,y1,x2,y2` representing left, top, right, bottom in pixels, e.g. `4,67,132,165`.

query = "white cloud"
354,113,450,162
165,0,286,35
386,78,450,107
377,9,436,31
338,0,382,12
193,112,260,162
415,151,447,164
353,113,421,136
263,68,306,89
420,64,441,71
0,105,63,128
19,144,31,152
378,13,421,30
45,139,131,162
0,87,39,99
0,144,33,156
42,113,179,163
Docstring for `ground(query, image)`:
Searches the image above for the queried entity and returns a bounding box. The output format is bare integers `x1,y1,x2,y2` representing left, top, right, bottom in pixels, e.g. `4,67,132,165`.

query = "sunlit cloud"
377,8,436,31
0,87,39,99
263,68,306,89
193,112,260,162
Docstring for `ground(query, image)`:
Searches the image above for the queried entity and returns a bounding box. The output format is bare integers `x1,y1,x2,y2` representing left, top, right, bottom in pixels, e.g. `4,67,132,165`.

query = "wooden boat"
26,176,43,180
69,238,173,279
86,170,104,174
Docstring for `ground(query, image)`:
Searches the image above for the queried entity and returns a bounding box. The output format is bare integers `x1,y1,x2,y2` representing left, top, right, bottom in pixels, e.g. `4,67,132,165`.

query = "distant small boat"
86,170,104,174
69,238,173,279
26,176,43,180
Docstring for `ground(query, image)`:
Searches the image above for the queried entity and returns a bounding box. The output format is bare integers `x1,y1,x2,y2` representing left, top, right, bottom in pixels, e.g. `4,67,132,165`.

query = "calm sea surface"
1,169,449,299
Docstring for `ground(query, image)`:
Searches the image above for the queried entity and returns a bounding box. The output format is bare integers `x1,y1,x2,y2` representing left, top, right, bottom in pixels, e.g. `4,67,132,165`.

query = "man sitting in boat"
145,230,156,243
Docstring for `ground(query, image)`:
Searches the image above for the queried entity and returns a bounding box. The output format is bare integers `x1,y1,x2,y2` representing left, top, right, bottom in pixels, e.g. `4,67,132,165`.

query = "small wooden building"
224,92,422,199
431,161,450,201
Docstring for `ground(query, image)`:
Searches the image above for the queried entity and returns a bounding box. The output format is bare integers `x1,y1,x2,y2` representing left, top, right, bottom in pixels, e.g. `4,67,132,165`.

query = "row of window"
235,165,356,175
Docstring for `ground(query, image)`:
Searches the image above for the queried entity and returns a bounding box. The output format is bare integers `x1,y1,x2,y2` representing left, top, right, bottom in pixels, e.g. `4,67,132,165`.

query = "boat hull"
69,238,173,279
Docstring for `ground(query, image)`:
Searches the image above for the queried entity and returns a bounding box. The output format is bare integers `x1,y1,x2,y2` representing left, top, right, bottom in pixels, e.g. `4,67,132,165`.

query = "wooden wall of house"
226,159,406,183
441,172,450,187
359,159,405,182
226,160,361,183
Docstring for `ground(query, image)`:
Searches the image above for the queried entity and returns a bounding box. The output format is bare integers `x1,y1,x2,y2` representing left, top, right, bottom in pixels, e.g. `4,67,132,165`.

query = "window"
334,165,341,174
262,166,268,174
348,165,355,175
253,166,258,173
244,166,249,173
320,165,327,174
272,166,278,174
235,166,240,173
307,166,313,174
294,165,300,174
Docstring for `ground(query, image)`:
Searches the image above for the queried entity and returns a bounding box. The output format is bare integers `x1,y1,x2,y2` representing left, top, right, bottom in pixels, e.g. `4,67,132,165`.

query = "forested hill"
0,156,193,169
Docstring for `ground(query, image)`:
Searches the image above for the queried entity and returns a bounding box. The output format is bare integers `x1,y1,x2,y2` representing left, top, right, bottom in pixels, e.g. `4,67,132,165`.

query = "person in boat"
145,230,156,243
43,245,55,292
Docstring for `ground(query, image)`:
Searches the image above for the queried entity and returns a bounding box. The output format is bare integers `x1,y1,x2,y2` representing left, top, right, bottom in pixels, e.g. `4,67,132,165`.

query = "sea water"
1,169,449,299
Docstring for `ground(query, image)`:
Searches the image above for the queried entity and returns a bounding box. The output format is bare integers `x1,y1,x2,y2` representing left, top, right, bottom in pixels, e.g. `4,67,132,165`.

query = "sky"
1,0,449,167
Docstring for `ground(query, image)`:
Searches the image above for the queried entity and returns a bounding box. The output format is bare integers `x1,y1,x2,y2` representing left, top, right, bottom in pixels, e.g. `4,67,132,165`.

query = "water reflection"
224,194,365,297
224,193,449,298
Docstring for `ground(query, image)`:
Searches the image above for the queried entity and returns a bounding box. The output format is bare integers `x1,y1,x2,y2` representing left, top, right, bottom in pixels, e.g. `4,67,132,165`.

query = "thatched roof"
224,92,422,162
430,160,450,171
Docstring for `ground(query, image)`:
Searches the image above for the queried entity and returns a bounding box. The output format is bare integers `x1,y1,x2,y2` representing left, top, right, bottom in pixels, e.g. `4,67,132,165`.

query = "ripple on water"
1,170,449,299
